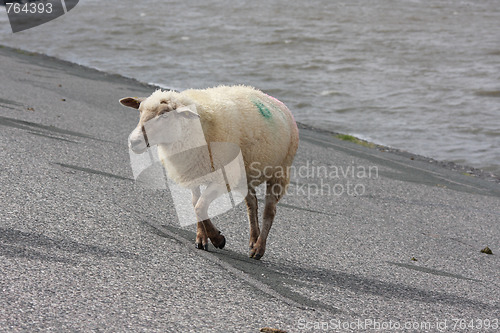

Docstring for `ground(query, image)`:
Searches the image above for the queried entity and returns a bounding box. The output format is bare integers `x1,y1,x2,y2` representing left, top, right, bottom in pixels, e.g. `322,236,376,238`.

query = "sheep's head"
120,91,199,154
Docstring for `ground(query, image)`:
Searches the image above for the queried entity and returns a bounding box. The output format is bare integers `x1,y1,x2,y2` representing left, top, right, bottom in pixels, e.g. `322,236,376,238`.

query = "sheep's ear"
176,105,200,119
119,97,145,109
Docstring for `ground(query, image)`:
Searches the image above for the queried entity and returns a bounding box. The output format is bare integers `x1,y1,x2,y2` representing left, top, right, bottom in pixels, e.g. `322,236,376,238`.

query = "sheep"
120,85,299,259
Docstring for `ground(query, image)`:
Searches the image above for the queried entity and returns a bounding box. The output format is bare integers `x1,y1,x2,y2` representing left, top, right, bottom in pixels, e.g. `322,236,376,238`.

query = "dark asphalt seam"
138,218,315,311
117,204,348,315
0,104,18,111
364,194,500,217
0,115,115,144
0,97,23,107
0,227,139,261
258,199,337,217
53,162,133,181
0,242,79,265
28,131,80,144
386,261,480,282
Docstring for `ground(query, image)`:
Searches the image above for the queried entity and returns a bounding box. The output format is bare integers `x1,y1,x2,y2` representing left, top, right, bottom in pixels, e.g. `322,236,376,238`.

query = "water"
1,0,499,173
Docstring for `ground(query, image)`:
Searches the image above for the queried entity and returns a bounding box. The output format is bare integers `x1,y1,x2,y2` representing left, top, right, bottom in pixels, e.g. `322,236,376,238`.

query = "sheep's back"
182,86,299,184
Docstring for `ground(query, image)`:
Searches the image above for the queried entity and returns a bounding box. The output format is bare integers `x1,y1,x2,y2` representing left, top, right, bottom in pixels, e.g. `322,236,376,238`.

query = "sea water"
1,0,498,173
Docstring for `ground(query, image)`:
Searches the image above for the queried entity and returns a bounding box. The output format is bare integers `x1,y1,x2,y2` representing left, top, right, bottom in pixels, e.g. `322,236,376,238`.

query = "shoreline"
297,122,500,184
1,43,498,184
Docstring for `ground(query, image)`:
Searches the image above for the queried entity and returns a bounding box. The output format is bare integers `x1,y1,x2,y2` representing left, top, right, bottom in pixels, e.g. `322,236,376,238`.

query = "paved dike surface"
1,45,499,332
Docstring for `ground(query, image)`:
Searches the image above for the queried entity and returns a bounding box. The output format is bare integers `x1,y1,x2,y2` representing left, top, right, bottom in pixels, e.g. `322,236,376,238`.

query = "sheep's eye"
160,100,168,104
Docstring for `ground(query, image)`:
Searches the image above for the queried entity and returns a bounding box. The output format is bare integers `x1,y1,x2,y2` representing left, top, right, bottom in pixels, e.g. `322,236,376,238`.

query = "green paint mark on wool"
253,100,272,119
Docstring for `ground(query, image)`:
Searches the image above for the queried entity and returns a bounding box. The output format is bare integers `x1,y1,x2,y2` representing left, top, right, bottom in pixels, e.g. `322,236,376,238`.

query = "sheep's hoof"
195,242,208,251
212,235,226,249
252,253,263,260
249,249,264,260
209,231,226,249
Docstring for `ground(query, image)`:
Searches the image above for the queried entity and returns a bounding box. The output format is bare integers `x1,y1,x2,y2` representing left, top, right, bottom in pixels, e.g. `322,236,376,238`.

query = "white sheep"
120,85,299,259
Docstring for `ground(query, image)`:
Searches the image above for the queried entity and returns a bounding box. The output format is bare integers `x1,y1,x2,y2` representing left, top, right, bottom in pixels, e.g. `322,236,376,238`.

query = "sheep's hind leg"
193,184,226,250
245,187,260,250
249,180,283,260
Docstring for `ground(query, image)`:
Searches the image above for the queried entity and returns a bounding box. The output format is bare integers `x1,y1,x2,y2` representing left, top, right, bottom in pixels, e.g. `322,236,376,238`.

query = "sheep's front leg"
192,187,208,250
249,181,280,260
192,184,226,251
245,187,260,250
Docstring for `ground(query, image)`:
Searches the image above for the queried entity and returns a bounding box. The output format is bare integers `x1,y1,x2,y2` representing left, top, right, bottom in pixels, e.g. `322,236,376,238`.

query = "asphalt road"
1,45,499,332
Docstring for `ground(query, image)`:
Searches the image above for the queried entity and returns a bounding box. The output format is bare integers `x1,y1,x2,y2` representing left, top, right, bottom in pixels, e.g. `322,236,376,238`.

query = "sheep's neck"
159,129,207,157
